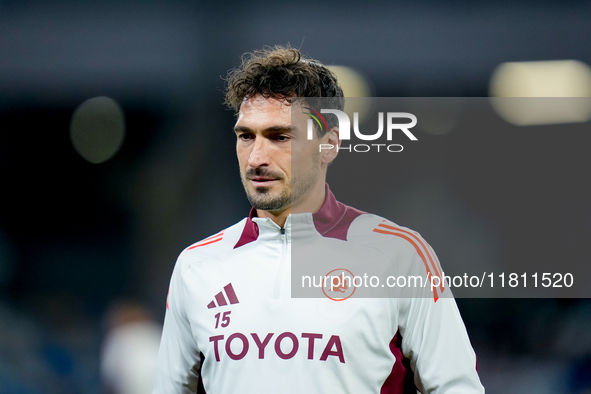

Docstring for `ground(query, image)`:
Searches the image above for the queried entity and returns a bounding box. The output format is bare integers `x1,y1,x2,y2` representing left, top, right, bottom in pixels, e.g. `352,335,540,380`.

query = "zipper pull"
280,227,285,235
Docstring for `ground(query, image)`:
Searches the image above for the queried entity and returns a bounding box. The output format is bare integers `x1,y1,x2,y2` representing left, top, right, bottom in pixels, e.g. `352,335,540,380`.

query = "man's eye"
238,134,253,141
274,135,290,142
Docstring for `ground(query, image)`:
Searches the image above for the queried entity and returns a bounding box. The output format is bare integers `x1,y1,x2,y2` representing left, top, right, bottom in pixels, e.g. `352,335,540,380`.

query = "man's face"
234,95,322,213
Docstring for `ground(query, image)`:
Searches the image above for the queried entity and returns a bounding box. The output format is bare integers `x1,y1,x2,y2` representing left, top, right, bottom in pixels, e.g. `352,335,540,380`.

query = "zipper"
274,227,288,299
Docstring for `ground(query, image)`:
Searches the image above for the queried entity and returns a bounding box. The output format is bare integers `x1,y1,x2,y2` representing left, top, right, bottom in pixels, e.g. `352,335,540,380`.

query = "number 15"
214,311,231,328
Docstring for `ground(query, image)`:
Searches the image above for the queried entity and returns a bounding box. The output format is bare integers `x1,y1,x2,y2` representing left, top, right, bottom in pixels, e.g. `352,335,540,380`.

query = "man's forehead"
236,95,307,125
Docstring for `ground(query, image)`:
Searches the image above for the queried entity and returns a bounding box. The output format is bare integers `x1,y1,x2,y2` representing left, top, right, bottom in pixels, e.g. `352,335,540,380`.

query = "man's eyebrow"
234,125,298,133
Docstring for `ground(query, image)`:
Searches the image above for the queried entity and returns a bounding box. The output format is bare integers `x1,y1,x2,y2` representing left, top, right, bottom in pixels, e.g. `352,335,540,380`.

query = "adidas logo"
207,283,239,309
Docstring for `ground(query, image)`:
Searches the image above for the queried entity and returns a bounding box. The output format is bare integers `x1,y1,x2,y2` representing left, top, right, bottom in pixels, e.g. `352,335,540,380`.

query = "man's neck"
256,207,291,228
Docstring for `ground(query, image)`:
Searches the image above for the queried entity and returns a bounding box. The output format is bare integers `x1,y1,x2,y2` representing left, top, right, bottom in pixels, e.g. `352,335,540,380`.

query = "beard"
241,154,320,212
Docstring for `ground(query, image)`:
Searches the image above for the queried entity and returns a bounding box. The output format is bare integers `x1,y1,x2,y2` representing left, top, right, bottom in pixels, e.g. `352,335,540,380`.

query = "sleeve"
152,257,201,394
398,255,485,393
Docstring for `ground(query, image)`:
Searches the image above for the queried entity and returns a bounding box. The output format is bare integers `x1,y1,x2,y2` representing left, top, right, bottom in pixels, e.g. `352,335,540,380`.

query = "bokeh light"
70,96,126,164
489,60,591,126
327,65,374,122
327,66,372,98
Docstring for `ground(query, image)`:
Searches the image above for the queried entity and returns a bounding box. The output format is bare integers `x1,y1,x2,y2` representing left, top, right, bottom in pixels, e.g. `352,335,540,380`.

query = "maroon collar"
235,184,365,248
234,209,260,249
248,207,257,219
312,184,365,241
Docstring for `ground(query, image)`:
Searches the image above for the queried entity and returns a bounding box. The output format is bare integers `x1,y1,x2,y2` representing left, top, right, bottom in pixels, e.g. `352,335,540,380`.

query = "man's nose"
248,137,271,167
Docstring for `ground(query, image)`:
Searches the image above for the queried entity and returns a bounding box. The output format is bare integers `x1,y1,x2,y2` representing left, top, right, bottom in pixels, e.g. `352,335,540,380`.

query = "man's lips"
245,168,282,186
249,177,279,185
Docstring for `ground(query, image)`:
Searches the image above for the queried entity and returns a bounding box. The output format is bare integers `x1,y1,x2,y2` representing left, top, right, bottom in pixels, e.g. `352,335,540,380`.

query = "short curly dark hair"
224,46,344,136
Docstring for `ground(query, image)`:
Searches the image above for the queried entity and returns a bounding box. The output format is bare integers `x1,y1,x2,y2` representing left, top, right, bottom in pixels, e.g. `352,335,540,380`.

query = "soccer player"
153,46,484,393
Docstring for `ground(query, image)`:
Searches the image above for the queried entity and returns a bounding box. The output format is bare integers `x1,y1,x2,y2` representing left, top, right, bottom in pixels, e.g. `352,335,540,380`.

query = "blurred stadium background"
1,0,590,392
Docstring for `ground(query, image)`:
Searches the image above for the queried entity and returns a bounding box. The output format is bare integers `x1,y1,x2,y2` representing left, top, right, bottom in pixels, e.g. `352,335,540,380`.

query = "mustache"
245,167,283,180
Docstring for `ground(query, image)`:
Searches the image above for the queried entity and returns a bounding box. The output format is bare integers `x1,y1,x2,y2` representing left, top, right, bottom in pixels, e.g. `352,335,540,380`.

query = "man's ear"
320,127,340,165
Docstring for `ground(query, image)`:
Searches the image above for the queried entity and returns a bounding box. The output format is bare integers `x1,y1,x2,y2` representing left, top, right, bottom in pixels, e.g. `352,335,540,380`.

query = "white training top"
153,185,484,393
